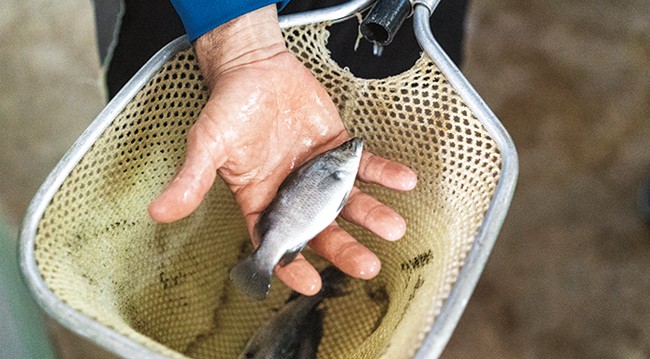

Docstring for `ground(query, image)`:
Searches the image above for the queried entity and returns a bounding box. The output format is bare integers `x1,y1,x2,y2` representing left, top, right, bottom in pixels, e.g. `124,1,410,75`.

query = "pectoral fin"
318,171,345,191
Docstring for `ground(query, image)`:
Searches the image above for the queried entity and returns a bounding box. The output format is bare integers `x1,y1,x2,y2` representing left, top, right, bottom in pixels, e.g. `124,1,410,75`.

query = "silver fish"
238,267,347,359
230,137,364,300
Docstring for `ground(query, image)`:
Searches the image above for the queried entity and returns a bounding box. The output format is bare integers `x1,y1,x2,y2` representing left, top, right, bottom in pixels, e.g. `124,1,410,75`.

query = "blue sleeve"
170,0,292,41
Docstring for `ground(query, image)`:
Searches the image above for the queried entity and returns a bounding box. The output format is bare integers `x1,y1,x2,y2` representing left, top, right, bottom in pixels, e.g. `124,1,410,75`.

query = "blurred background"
0,0,648,358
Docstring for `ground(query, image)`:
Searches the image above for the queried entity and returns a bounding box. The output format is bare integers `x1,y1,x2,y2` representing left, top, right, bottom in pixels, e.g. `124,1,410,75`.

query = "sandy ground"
0,0,648,358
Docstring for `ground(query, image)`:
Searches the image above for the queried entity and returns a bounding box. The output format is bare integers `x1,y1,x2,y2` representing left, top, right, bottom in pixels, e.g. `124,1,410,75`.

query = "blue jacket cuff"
171,0,292,41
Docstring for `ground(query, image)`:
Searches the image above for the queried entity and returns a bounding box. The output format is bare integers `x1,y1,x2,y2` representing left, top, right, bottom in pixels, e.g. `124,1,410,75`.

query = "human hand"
148,5,417,296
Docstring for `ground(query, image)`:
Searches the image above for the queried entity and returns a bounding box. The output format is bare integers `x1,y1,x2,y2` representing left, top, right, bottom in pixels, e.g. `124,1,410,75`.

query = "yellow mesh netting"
34,24,501,358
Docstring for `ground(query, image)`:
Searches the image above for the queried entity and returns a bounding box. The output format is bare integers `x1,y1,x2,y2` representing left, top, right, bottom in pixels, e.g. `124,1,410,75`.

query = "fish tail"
229,254,272,301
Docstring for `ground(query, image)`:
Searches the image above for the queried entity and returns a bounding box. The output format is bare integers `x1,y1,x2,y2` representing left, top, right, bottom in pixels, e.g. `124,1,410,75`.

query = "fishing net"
33,23,501,358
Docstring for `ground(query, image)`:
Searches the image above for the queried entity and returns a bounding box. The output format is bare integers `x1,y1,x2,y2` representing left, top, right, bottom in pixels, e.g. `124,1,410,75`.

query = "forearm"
193,5,288,90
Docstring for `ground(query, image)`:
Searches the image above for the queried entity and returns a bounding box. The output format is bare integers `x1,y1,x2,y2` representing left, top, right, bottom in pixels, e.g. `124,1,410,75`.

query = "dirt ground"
445,1,650,358
0,0,648,358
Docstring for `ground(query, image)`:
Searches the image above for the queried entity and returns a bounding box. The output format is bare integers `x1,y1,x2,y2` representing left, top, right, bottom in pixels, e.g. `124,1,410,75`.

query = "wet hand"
148,5,417,296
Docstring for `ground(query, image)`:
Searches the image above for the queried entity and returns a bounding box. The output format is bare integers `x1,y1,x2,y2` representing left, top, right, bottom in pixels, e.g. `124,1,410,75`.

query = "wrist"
194,5,287,88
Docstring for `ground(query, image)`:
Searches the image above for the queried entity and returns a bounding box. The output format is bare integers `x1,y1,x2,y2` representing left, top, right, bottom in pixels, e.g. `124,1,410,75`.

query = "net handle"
278,0,375,28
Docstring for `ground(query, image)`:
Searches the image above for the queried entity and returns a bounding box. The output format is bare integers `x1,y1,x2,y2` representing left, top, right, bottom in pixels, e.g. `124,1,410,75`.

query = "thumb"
148,120,227,223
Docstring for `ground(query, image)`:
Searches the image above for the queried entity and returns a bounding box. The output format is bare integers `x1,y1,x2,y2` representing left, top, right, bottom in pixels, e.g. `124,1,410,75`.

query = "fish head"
321,137,364,176
338,137,364,157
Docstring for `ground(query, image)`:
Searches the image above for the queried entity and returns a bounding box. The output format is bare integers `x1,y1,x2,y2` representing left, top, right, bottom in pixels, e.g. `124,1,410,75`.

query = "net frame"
19,2,518,358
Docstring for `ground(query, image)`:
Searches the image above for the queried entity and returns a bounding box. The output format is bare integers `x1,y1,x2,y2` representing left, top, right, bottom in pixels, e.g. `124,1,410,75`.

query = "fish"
230,137,364,300
238,267,347,359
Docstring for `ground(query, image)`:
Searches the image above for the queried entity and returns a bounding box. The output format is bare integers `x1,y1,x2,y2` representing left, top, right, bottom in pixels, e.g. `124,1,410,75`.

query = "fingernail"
402,172,417,190
339,245,380,279
383,215,406,241
357,253,381,279
297,270,321,295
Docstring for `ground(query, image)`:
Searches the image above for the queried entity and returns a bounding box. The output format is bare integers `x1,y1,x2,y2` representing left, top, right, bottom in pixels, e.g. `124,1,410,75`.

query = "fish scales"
230,138,364,300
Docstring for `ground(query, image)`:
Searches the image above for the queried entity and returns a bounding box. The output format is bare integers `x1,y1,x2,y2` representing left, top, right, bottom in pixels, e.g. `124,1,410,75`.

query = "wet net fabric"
34,24,501,358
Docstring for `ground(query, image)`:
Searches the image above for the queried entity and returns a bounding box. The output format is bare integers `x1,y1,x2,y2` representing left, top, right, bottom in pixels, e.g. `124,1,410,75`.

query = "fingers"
274,173,410,294
148,120,227,223
309,223,381,280
358,151,417,191
276,222,382,296
340,188,407,241
265,185,406,295
275,254,322,296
